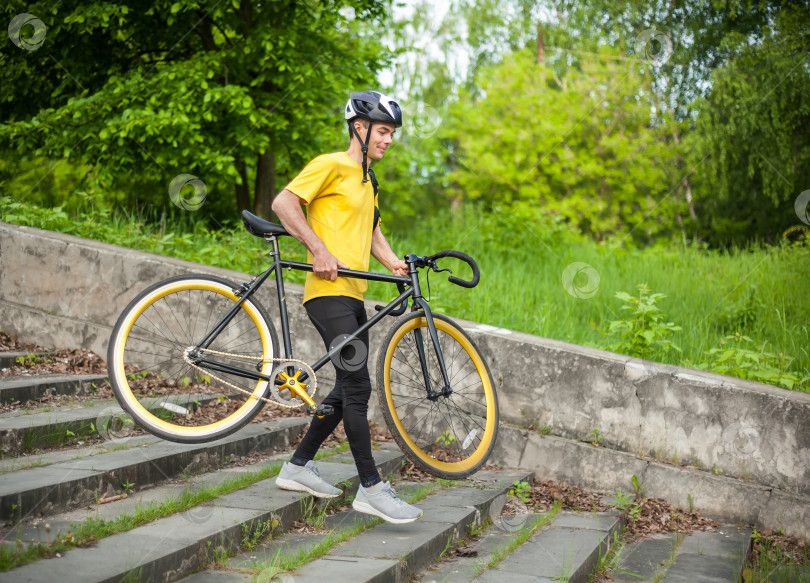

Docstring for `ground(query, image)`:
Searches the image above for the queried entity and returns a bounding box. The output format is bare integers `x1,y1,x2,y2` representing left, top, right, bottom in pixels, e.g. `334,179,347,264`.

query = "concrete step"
1,446,409,582
614,528,752,582
0,374,109,403
0,434,162,475
427,510,622,583
0,443,395,547
0,416,309,521
0,394,233,456
0,352,52,369
1,446,288,544
178,481,433,582
178,467,533,583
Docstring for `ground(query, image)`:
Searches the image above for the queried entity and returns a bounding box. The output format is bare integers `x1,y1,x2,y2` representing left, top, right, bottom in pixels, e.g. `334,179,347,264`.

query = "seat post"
266,235,281,257
268,235,294,359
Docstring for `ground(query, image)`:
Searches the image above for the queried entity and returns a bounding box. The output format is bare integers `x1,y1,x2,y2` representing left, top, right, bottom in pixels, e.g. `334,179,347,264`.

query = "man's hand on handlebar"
388,258,408,277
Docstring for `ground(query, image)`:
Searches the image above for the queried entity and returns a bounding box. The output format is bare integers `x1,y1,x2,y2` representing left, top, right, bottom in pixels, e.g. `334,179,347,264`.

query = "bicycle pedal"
310,404,334,418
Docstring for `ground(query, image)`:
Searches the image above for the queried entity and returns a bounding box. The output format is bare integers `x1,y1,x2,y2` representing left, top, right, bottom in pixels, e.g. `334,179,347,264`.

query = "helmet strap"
350,119,374,183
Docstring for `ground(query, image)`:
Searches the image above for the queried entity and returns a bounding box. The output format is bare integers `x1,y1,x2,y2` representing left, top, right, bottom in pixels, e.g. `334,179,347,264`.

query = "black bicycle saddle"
241,210,290,238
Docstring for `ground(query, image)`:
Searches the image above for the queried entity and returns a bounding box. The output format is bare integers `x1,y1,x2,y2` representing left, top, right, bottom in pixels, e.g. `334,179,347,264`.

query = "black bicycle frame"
191,235,453,391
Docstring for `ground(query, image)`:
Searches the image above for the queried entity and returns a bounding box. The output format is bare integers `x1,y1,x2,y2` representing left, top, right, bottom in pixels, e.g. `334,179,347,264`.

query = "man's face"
356,121,397,161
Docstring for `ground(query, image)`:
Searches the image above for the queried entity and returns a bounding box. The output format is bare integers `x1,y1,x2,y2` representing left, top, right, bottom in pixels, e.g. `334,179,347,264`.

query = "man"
271,91,423,524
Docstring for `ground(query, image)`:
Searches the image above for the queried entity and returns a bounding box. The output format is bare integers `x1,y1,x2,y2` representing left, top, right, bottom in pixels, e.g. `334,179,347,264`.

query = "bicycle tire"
107,274,279,443
376,311,499,479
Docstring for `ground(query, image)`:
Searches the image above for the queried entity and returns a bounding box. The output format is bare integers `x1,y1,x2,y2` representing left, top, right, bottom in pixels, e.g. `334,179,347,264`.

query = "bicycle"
107,210,499,479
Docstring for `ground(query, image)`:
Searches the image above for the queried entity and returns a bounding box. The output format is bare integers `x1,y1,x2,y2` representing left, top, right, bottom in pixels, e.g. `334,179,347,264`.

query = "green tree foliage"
421,0,810,247
686,3,810,246
1,0,391,220
441,48,681,242
542,0,810,246
369,1,466,230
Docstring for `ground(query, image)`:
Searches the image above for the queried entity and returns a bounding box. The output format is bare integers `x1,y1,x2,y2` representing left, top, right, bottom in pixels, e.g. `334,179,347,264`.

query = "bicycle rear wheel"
107,274,279,443
376,312,498,479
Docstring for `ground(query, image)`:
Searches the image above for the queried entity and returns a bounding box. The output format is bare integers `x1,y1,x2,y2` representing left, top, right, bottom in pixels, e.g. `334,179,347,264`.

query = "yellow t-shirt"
285,152,378,304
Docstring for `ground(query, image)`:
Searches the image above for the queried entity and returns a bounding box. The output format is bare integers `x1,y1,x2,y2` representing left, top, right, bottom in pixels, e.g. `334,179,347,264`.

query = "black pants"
291,296,381,487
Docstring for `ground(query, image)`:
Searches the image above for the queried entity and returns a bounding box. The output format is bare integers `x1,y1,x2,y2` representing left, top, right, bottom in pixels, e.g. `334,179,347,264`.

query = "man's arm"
271,189,347,281
371,225,408,276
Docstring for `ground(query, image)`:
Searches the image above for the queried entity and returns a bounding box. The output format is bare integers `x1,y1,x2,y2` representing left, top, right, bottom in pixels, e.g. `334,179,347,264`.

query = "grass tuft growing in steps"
474,501,562,575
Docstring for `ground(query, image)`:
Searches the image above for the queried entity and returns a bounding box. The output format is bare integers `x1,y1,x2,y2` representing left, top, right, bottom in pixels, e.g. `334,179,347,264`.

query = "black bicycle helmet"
345,91,402,182
345,91,403,126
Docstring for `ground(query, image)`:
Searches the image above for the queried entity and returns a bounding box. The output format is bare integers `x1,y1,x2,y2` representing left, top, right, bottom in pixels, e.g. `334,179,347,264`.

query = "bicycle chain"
182,347,317,409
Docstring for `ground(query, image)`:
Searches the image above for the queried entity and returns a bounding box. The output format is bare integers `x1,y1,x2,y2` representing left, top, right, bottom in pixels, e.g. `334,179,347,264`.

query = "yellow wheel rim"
112,280,272,438
382,316,496,473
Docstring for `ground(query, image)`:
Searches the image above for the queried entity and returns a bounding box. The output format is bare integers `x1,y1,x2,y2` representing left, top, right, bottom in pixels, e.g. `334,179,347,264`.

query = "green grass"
378,206,810,391
313,439,350,460
3,197,808,390
474,501,561,575
249,479,443,580
744,530,810,583
587,530,626,582
18,421,99,452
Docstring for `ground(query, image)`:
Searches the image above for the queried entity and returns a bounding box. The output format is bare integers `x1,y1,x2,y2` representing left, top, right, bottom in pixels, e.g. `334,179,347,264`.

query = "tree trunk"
235,159,251,211
671,131,698,221
683,174,698,221
253,150,276,219
537,21,545,67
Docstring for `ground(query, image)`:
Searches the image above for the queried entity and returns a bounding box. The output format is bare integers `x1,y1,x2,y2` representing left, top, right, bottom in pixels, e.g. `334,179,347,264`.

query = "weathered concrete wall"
467,327,810,499
490,424,810,541
2,222,809,536
0,222,325,363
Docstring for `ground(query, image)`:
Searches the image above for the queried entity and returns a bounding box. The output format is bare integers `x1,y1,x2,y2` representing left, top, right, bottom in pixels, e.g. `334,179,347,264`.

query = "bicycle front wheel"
107,274,279,443
376,312,499,479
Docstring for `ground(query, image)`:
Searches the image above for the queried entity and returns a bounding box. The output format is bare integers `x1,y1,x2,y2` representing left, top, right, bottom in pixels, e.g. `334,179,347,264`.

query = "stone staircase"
0,347,756,582
0,374,108,404
613,528,753,582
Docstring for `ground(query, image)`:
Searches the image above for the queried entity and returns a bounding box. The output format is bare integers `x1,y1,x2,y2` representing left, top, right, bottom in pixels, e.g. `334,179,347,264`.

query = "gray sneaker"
352,481,423,524
275,460,342,498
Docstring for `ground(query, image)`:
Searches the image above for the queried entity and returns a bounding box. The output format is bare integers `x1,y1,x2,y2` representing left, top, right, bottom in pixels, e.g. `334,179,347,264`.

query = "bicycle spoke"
128,324,180,352
444,398,487,432
390,393,429,408
409,400,436,445
392,353,428,382
165,296,192,346
442,398,475,450
136,312,185,350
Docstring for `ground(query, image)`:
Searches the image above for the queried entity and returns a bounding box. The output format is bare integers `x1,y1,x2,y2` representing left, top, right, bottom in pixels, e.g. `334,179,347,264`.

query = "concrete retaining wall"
469,327,810,498
1,222,808,537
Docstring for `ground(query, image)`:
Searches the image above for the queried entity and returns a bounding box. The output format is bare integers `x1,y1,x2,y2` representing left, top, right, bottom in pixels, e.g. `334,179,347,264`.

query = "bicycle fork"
405,254,452,397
